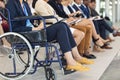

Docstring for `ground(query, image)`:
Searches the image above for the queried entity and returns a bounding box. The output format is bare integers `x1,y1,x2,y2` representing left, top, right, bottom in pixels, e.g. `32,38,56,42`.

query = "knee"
86,25,92,31
56,23,68,31
73,29,85,39
79,27,86,33
81,31,85,39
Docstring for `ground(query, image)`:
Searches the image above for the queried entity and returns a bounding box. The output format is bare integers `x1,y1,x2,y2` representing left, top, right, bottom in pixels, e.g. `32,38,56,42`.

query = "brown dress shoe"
113,32,120,37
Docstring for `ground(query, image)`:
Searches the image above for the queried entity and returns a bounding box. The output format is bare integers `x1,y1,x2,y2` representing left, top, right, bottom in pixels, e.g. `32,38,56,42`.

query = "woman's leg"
62,23,94,62
46,22,75,53
46,22,89,71
71,23,93,55
0,24,10,47
86,20,105,47
73,29,85,46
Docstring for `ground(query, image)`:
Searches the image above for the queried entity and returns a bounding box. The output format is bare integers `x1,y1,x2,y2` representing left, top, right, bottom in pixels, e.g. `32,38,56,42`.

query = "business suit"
80,4,90,18
6,0,33,32
35,0,62,23
6,0,77,53
48,0,69,18
89,8,114,39
79,4,112,39
35,0,79,34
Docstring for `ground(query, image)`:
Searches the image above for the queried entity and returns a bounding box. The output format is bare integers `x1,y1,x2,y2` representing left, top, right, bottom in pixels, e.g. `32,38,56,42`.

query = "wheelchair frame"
0,8,63,80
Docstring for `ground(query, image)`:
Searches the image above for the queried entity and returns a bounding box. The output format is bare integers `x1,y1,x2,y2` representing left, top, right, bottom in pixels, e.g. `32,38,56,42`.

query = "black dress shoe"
89,54,96,59
63,67,76,75
61,57,76,75
83,53,96,59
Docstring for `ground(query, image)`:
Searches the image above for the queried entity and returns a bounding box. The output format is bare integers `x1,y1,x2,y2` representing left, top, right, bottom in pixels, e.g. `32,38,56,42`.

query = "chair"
0,8,63,80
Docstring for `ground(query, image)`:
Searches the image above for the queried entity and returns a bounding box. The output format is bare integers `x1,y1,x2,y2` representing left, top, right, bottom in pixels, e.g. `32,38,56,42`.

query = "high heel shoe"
94,38,104,47
66,62,89,71
93,45,105,52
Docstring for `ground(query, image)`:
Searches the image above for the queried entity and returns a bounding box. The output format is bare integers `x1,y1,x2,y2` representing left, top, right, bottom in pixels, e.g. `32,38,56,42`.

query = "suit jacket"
72,4,85,18
90,8,99,17
6,0,33,32
35,0,62,23
48,0,69,18
80,4,90,18
72,4,80,12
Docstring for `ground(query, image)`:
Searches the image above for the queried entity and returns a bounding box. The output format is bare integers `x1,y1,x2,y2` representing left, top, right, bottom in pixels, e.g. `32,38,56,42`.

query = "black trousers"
46,22,76,53
97,20,113,39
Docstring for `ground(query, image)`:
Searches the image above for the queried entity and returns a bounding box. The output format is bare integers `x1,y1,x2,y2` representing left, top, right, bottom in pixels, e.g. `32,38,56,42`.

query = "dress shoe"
66,62,89,71
63,67,76,75
77,58,94,64
113,32,120,37
82,53,96,59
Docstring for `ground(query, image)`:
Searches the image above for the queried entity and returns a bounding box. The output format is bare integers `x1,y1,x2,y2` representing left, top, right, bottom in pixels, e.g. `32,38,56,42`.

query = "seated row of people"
46,0,120,49
0,0,94,73
0,0,120,75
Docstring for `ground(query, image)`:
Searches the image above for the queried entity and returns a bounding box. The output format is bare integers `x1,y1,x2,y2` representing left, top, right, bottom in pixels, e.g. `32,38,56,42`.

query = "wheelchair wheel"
0,32,34,80
45,67,57,80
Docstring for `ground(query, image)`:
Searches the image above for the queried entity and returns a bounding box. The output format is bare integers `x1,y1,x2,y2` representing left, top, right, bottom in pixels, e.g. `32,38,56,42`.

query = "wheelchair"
0,8,63,80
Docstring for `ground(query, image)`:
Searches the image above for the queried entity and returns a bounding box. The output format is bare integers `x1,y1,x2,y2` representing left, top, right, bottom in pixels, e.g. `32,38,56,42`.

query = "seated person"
0,0,10,57
104,16,120,41
72,0,114,49
60,0,107,52
48,0,104,53
6,0,94,71
47,0,100,58
33,0,97,58
27,0,85,49
88,0,120,38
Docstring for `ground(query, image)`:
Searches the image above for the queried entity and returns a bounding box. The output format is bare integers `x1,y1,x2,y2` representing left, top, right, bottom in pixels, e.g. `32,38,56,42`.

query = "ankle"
67,60,78,66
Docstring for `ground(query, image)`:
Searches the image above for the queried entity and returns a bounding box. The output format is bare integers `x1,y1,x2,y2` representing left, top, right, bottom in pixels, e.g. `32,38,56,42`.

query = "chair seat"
20,30,47,43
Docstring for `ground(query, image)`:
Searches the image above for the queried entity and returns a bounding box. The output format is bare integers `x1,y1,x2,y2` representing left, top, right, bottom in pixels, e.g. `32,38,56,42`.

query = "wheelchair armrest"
42,15,58,21
12,15,44,21
12,15,58,21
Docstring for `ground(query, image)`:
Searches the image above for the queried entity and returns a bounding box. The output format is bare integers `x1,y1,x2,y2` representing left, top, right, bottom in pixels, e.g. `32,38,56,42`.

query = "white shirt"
69,4,76,13
72,2,87,18
63,5,71,15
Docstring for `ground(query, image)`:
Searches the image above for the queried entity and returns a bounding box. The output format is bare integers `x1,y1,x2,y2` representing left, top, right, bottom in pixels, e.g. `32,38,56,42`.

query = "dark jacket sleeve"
6,0,32,32
48,0,69,18
90,8,99,17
